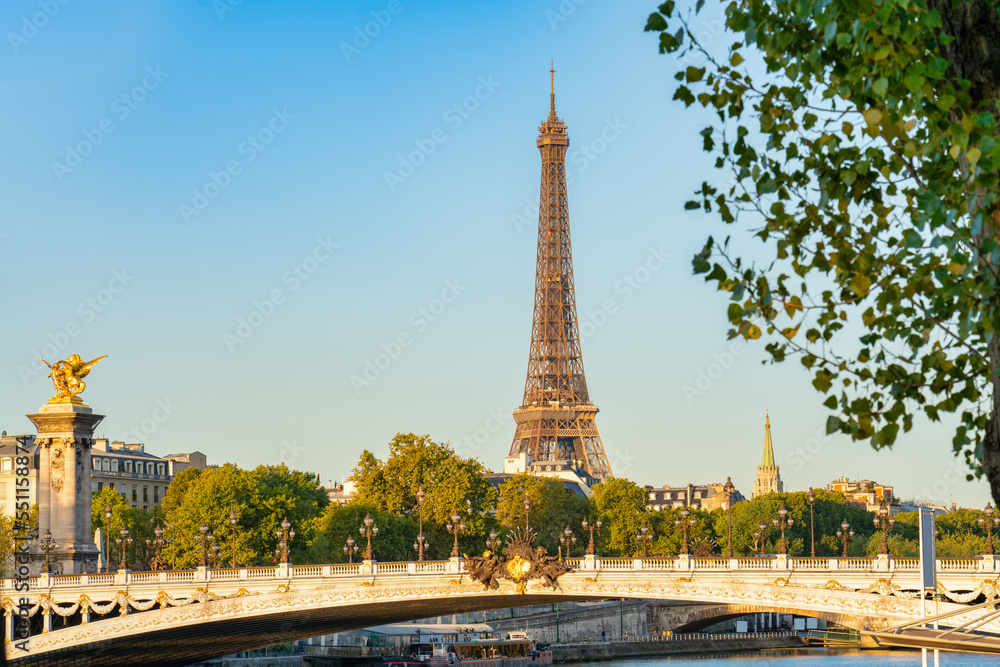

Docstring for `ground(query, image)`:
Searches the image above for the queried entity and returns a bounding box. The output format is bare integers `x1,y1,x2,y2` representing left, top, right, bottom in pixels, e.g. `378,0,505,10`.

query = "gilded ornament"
41,354,107,404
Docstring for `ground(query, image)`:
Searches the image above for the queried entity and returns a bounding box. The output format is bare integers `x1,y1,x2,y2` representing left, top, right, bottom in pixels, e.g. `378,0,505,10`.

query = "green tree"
350,433,498,551
590,478,648,556
650,506,718,556
645,0,1000,502
496,473,589,555
163,463,328,567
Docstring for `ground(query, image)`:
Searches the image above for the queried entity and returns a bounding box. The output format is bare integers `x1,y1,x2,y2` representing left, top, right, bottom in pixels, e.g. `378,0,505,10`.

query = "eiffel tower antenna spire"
550,60,556,116
508,69,613,482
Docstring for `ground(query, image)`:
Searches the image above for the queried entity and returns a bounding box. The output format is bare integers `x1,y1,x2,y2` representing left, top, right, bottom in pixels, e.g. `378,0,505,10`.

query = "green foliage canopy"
646,0,1000,502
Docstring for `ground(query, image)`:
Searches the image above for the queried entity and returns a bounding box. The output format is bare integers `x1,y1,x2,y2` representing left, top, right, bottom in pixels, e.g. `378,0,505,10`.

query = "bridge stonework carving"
6,555,1000,665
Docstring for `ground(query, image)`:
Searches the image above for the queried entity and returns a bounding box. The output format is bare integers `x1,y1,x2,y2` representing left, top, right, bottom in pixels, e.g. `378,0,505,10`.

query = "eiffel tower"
508,67,613,481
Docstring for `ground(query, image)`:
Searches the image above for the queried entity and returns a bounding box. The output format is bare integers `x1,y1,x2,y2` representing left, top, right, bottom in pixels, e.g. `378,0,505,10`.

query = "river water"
561,650,996,665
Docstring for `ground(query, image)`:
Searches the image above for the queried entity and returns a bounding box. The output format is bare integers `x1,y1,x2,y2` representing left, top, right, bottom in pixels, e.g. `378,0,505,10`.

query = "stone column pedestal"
26,401,103,575
580,554,601,571
446,557,465,574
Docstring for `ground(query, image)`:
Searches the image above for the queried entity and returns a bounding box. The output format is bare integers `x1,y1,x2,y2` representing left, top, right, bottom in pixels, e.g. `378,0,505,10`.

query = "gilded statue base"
48,395,86,407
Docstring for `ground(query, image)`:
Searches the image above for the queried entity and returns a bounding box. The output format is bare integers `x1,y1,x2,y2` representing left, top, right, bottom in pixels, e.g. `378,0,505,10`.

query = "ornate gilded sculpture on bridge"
41,354,107,403
464,528,572,593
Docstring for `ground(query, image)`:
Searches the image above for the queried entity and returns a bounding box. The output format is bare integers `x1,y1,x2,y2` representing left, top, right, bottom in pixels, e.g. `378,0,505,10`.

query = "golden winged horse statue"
41,354,107,403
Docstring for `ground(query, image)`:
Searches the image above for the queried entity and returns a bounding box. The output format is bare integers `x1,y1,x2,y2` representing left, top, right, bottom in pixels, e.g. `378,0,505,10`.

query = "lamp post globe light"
116,527,132,571
807,487,817,558
979,503,999,555
360,513,378,561
275,517,295,565
486,530,501,552
560,525,576,559
344,535,358,564
229,509,239,568
210,540,221,569
147,525,167,571
772,505,794,555
523,494,531,531
636,522,652,559
196,523,211,568
415,486,426,562
39,530,56,575
723,477,736,558
873,502,895,555
447,511,465,558
103,503,113,573
582,518,602,556
836,519,854,558
676,508,696,556
755,522,768,555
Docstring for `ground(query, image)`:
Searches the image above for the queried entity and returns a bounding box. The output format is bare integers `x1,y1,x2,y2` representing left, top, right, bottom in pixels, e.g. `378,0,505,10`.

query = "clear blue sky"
0,0,988,508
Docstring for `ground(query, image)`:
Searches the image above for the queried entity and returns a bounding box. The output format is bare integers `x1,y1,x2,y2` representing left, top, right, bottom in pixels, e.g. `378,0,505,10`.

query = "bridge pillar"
446,557,465,574
194,567,209,582
773,555,789,570
875,555,891,572
580,555,601,571
676,555,692,572
979,555,996,573
26,402,104,575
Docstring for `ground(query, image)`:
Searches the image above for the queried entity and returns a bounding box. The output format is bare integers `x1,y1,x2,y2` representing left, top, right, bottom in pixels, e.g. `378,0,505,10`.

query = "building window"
97,482,103,491
143,486,148,502
649,492,656,500
1,458,11,471
109,483,114,490
125,461,132,473
131,485,137,502
103,459,110,471
158,464,165,475
111,460,118,472
153,486,160,503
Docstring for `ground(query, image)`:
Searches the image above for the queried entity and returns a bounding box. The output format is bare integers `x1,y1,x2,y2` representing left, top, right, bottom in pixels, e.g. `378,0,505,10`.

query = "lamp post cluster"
979,503,999,555
414,486,426,561
275,517,295,565
582,518,602,555
360,513,378,561
147,525,167,571
772,505,794,555
753,522,768,555
116,527,132,571
560,525,576,559
38,530,56,574
837,519,854,557
636,522,652,558
676,509,696,556
447,511,465,558
196,523,212,568
873,502,895,555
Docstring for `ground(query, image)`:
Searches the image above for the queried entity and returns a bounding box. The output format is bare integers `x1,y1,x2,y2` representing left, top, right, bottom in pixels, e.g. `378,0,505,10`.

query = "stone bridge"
6,554,1000,666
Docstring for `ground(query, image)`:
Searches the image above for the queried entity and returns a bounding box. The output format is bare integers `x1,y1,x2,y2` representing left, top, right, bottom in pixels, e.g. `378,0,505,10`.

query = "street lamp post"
754,522,768,555
196,523,211,568
447,511,465,558
275,517,295,565
39,530,56,574
873,502,895,555
147,525,166,570
836,519,854,557
344,535,358,564
676,508,696,556
104,503,113,573
210,540,221,568
523,495,531,532
772,505,794,555
415,486,426,562
636,523,652,559
807,488,817,558
116,527,132,571
582,518,602,555
229,509,238,568
723,477,735,558
486,529,501,552
979,503,999,555
560,525,576,559
360,513,378,561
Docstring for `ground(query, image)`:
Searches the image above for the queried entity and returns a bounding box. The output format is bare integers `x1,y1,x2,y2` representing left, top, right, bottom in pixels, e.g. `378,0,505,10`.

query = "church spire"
761,411,775,469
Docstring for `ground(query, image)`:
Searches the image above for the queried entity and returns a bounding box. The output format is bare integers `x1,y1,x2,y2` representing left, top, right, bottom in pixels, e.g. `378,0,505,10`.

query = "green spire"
761,412,776,469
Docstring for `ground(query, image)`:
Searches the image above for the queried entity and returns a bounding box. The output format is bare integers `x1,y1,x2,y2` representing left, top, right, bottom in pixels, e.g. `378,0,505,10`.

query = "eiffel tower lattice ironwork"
508,66,613,481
